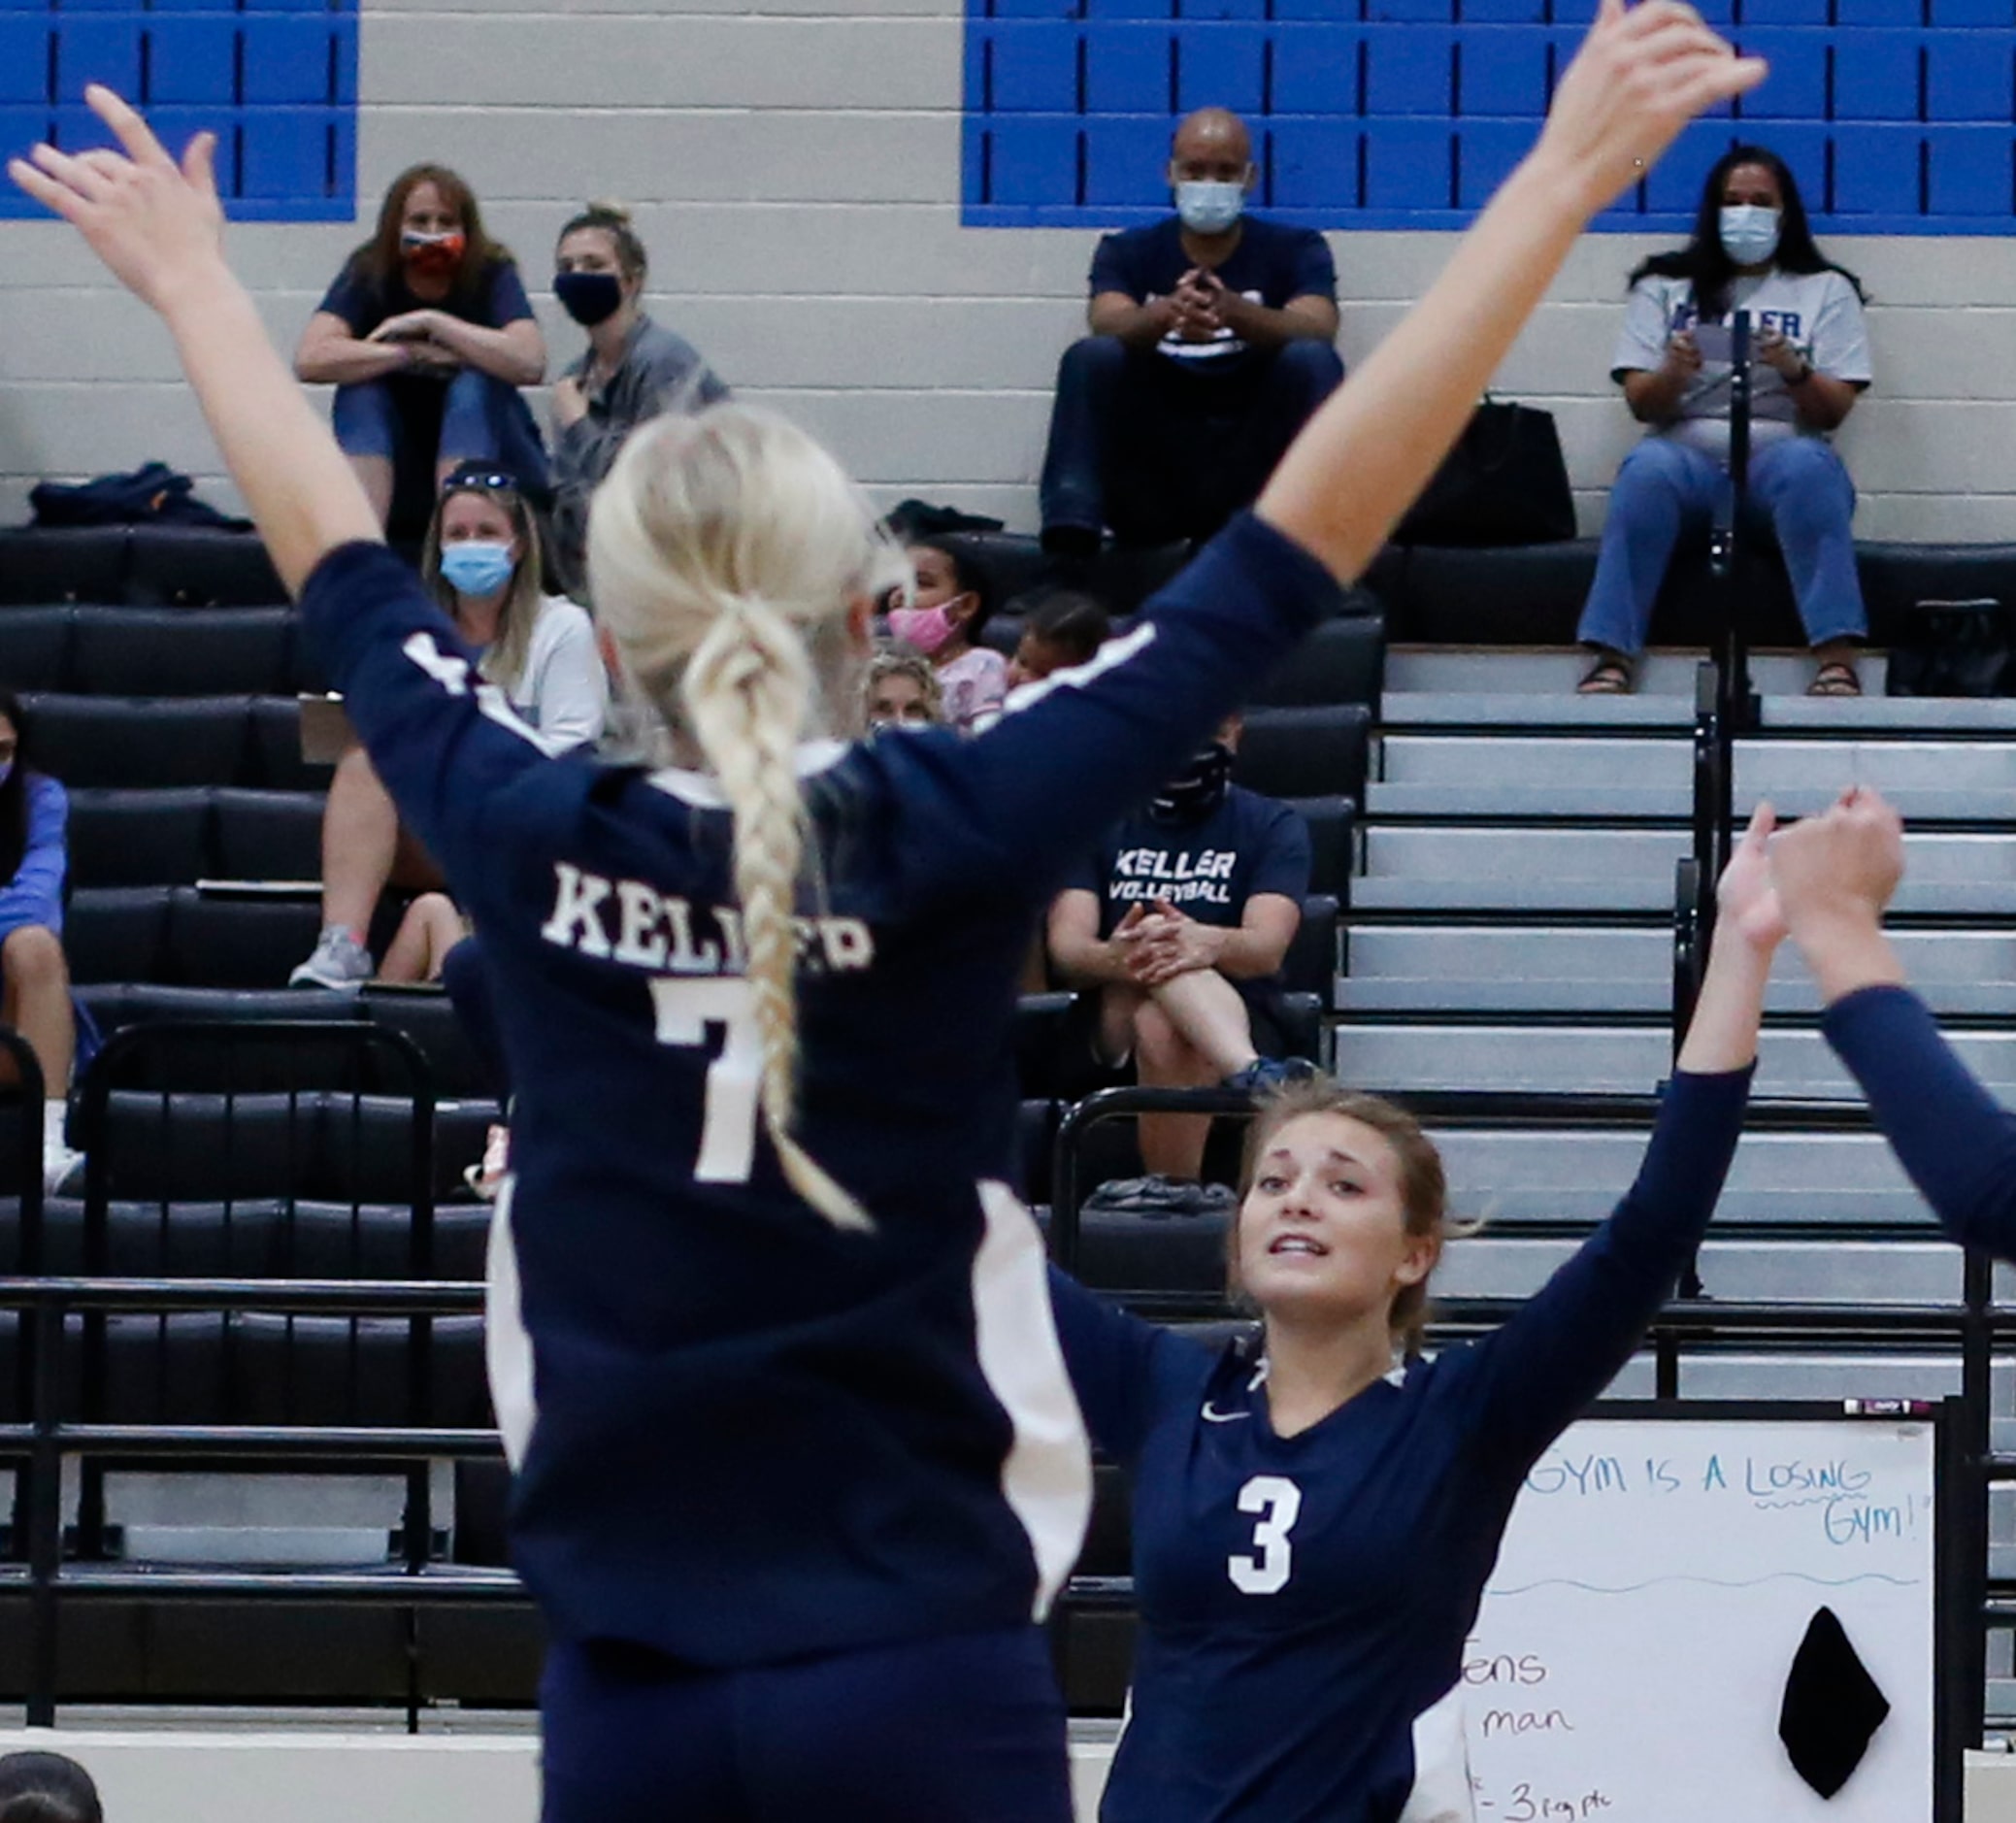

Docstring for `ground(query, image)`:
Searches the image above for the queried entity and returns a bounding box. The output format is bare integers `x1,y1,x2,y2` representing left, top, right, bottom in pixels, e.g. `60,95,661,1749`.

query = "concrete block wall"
0,0,2012,545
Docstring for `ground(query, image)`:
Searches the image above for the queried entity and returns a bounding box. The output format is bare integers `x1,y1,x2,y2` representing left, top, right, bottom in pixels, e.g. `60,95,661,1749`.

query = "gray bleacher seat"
211,787,324,880
0,527,126,605
70,607,295,697
66,886,174,984
1236,704,1371,804
0,606,76,690
67,787,213,889
162,888,322,990
1285,794,1354,900
28,694,253,789
124,527,284,608
1250,614,1385,711
248,694,333,790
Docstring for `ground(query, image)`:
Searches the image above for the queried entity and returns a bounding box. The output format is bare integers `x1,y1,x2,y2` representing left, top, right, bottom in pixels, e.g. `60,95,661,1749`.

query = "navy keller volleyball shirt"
296,511,1342,1669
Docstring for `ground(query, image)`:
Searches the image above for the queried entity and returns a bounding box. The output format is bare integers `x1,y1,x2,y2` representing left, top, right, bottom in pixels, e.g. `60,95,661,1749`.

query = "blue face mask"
1173,180,1244,236
1719,204,1781,268
439,541,516,598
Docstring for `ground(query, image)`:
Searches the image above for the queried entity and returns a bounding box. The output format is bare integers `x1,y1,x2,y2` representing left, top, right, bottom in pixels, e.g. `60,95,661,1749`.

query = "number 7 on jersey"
649,977,762,1183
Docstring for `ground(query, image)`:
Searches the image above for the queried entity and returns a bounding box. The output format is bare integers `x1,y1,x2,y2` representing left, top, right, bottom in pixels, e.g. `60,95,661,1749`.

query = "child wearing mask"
887,544,1006,734
296,164,548,528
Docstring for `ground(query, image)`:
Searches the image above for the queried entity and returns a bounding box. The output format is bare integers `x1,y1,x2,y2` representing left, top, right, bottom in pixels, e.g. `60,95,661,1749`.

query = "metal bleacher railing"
0,1018,525,1730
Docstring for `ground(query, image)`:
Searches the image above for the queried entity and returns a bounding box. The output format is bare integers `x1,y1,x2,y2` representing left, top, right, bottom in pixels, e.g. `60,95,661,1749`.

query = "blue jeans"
1040,336,1343,547
1575,434,1866,656
539,1625,1073,1823
332,368,550,497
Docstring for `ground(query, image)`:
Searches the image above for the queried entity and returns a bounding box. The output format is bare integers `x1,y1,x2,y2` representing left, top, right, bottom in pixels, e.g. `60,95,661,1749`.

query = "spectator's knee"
1134,1000,1196,1077
1272,340,1345,394
3,925,67,990
1058,335,1129,386
1610,436,1695,503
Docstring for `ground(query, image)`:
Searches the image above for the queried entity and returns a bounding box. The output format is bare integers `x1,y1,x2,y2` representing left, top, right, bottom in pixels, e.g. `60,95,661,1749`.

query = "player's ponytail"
588,405,902,1231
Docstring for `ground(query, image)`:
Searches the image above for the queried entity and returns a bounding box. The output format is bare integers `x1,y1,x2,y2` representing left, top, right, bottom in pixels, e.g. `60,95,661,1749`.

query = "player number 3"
1228,1474,1302,1595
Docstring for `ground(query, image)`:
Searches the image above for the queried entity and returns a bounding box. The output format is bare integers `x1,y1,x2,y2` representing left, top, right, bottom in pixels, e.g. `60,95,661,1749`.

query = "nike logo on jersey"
1202,1401,1250,1423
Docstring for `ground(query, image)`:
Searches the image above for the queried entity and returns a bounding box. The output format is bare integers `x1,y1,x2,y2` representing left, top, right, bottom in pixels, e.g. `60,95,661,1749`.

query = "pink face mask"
887,604,957,656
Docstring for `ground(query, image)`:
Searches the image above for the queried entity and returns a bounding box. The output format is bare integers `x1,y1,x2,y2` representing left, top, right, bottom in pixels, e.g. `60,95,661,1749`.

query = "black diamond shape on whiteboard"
1779,1606,1891,1798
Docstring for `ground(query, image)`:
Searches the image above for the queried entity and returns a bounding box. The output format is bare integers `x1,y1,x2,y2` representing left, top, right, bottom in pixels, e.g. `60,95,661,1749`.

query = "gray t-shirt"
1611,269,1872,463
551,313,729,593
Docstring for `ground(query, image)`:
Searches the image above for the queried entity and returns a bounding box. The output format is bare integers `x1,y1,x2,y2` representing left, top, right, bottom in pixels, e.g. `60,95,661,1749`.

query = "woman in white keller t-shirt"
291,463,609,989
1575,144,1871,698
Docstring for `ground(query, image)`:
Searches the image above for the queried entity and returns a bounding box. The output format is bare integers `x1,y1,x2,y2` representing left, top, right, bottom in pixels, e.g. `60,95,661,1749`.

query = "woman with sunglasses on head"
549,203,728,598
296,164,549,528
13,23,1760,1814
291,466,606,990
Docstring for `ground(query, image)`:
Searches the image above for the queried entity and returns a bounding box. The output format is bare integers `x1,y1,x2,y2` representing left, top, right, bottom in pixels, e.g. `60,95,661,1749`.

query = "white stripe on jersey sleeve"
974,1179,1095,1619
484,1177,539,1473
1400,1680,1477,1823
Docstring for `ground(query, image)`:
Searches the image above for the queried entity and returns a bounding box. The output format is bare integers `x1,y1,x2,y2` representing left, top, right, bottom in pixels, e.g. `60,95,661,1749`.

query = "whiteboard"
1463,1409,1937,1823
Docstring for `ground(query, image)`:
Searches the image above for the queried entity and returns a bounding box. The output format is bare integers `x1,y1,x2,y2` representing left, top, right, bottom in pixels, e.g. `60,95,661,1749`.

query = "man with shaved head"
1039,107,1342,556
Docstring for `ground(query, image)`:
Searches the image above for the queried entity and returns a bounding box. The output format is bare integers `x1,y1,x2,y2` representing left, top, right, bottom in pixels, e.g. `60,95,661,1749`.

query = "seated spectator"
376,891,468,985
1006,589,1111,688
863,648,945,733
1575,143,1870,697
1039,108,1342,557
1046,715,1311,1180
295,164,548,529
0,1751,101,1823
887,543,1006,732
291,467,607,990
549,203,729,597
0,693,85,1191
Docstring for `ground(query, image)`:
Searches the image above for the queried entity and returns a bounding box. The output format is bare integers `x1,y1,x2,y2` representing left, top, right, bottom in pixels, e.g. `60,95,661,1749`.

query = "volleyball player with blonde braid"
12,17,1763,1813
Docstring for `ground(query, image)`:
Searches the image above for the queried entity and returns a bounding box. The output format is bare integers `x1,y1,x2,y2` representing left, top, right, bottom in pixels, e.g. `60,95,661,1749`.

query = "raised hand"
8,85,224,314
1716,802,1787,954
1770,786,1906,939
1537,0,1767,215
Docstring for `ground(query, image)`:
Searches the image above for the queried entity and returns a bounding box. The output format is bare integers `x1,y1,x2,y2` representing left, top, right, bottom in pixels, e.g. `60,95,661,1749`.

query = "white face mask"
1719,204,1781,268
1174,179,1245,236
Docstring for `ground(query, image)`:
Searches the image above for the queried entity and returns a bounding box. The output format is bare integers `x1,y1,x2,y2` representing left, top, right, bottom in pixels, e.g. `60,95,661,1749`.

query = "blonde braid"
681,596,869,1231
590,405,901,1232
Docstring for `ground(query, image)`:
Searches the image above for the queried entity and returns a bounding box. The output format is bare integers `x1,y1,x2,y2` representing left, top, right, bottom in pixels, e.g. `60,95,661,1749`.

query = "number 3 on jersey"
649,978,761,1183
1228,1474,1302,1595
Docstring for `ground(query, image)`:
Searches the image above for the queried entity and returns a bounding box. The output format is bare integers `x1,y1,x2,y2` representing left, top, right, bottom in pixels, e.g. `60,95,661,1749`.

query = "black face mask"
555,271,623,327
1148,741,1235,825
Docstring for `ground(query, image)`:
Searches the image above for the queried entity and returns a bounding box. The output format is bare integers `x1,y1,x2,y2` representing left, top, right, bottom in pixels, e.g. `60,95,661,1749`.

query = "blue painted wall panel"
2,0,355,219
965,2,2016,230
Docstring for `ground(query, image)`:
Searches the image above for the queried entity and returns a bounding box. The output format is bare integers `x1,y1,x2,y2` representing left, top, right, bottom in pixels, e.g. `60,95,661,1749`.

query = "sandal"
1576,655,1634,695
1807,660,1862,698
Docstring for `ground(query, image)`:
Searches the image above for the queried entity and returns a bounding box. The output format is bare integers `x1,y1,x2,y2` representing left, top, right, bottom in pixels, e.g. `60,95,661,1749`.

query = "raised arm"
10,90,382,594
1772,787,2016,1256
1255,0,1762,584
1459,806,1781,1475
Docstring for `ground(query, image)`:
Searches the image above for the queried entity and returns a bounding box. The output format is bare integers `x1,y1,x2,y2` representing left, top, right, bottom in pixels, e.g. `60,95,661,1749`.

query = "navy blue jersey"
297,511,1341,1669
1048,1067,1751,1823
1089,217,1338,314
1824,983,2016,1255
1068,784,1310,936
317,255,535,341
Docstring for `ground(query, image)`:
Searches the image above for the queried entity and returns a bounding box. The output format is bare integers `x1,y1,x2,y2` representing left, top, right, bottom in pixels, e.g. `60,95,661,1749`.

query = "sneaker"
464,1123,511,1202
1222,1057,1320,1095
42,1099,82,1198
289,925,373,991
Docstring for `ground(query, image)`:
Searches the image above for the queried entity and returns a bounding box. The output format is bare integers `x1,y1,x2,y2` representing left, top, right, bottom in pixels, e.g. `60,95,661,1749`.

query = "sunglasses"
441,468,520,496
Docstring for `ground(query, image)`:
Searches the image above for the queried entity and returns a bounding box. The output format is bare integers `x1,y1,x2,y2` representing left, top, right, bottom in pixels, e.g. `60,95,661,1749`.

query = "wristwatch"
1788,359,1814,385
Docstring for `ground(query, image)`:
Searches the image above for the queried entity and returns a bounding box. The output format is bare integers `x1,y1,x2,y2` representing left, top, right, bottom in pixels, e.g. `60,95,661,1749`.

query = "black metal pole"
25,1300,63,1727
